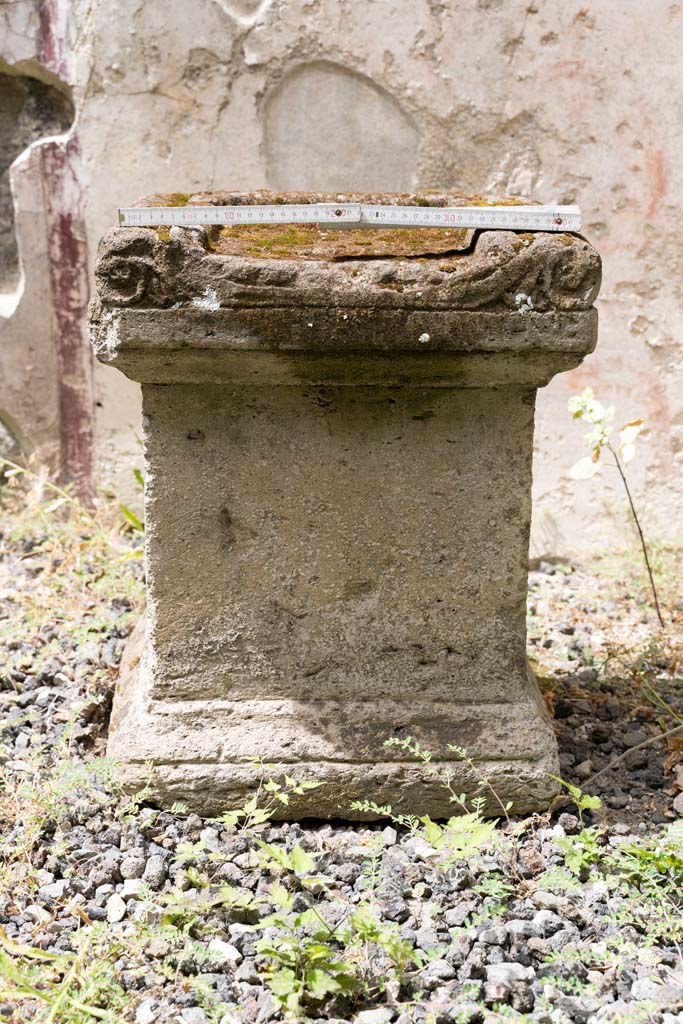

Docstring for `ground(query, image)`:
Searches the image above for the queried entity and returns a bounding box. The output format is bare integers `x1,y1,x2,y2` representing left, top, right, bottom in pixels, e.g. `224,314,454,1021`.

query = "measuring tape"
117,203,581,233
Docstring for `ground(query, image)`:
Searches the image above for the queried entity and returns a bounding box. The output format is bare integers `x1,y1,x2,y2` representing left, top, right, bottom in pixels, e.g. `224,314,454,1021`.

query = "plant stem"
584,720,683,788
606,442,665,629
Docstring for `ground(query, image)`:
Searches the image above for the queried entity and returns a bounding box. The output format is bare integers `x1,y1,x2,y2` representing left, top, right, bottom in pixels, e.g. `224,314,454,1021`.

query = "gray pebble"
623,729,648,748
382,826,398,846
505,918,536,939
119,853,146,879
41,879,69,900
479,925,507,945
485,979,511,1006
444,903,473,927
486,962,534,985
414,925,440,951
180,1010,207,1024
631,977,664,1000
135,998,159,1024
89,851,121,887
207,938,242,965
419,958,456,991
510,980,534,1013
106,893,127,923
532,909,564,937
355,1009,395,1023
142,854,167,888
122,878,145,899
549,924,579,951
235,959,261,984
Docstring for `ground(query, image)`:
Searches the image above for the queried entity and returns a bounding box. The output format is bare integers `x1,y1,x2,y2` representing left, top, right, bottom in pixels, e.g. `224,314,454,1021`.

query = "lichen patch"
207,223,473,260
132,189,533,262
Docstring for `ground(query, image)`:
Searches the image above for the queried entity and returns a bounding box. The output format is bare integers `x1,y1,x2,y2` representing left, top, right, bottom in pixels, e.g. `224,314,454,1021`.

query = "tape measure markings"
117,203,581,233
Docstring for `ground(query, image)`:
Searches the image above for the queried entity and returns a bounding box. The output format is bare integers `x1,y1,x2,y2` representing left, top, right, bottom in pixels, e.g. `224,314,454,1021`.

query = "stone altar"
89,191,601,817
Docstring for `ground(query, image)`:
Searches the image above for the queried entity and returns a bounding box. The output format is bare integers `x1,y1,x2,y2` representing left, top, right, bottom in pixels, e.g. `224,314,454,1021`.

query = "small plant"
0,924,129,1022
533,866,582,894
472,874,515,902
356,831,385,905
213,762,322,833
343,904,423,985
352,737,501,867
602,823,683,947
254,838,325,887
119,466,145,534
160,883,262,933
0,754,150,893
567,387,665,628
256,883,356,1017
555,826,605,880
163,770,326,933
551,777,602,827
551,778,604,879
611,819,683,901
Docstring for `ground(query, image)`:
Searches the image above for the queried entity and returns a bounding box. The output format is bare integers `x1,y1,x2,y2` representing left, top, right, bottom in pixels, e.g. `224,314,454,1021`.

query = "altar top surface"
94,192,600,314
131,189,556,261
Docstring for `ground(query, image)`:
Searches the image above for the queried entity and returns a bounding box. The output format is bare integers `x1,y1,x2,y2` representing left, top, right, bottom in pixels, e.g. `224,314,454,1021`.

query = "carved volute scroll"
94,229,178,308
93,191,601,314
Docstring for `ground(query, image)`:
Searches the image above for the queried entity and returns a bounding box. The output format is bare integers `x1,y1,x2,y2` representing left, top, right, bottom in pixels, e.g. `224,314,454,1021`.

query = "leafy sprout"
567,387,643,480
567,387,664,628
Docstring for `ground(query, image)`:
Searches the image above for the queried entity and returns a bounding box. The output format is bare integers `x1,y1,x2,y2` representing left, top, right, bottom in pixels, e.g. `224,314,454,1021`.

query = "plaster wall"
3,0,682,554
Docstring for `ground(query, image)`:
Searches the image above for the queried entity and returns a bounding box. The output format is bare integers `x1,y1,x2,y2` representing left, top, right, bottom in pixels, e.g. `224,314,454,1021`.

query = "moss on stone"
131,191,541,260
208,223,473,261
165,193,191,207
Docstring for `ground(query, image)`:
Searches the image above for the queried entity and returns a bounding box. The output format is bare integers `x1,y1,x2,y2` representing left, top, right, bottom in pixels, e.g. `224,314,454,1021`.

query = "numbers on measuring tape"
118,203,582,233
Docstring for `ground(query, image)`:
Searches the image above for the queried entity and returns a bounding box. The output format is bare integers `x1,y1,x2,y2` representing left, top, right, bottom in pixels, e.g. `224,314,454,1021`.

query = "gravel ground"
527,558,683,828
1,488,683,1023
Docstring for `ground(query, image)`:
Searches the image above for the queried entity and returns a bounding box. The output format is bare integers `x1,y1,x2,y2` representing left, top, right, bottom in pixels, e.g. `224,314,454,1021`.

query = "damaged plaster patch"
0,66,74,289
102,309,120,360
192,287,220,310
209,0,274,29
629,314,673,349
419,107,542,197
264,61,419,192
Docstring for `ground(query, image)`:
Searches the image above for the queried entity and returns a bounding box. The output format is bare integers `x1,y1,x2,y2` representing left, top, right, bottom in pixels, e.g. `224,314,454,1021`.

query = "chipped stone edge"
92,225,602,316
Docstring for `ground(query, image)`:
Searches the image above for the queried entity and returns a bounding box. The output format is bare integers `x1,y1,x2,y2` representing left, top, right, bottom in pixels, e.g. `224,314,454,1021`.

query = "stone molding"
94,222,600,314
91,192,600,390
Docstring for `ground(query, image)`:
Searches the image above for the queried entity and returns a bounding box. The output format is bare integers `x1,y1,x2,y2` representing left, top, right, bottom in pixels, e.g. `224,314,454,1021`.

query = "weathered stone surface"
91,191,601,817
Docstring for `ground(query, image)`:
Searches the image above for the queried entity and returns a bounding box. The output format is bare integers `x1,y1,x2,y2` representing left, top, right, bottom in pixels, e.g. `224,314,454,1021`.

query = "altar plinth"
90,191,601,817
